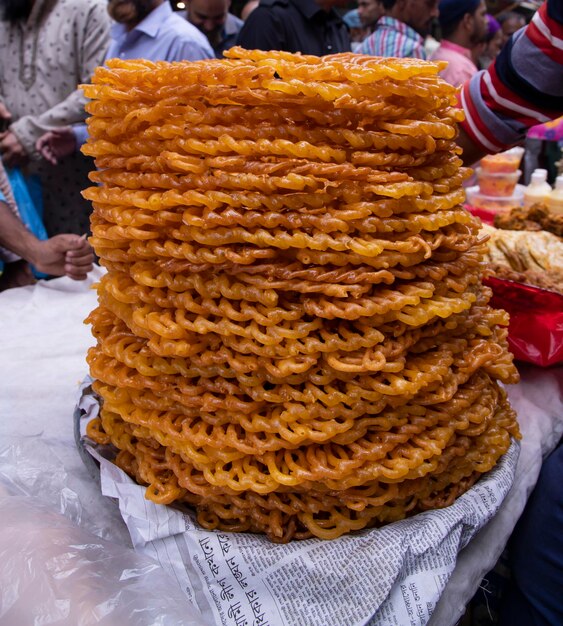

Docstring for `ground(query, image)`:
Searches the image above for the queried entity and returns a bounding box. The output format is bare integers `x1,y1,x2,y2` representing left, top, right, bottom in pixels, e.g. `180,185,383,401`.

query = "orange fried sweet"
83,50,519,542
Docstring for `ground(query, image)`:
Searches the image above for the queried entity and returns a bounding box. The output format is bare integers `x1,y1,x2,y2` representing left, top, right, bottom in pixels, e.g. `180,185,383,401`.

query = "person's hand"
0,130,29,167
31,234,94,280
0,102,11,132
36,127,77,165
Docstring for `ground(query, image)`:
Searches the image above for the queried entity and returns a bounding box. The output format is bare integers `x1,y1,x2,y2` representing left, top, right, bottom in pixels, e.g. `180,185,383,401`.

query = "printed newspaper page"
80,385,519,626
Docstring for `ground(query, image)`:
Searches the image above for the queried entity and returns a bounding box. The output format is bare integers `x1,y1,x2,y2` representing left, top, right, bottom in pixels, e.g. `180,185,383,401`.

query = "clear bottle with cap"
547,174,563,214
523,169,552,208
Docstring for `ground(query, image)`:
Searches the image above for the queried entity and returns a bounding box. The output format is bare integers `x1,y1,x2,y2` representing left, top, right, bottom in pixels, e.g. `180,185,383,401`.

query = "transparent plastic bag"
0,437,210,626
5,166,49,278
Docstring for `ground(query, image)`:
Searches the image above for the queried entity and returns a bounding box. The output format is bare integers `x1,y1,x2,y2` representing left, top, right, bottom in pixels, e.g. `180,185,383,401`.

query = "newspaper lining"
79,382,519,626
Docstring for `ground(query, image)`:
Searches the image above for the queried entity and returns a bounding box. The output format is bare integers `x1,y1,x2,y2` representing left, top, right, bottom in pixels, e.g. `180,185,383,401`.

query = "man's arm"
0,200,94,280
459,0,563,165
0,198,45,263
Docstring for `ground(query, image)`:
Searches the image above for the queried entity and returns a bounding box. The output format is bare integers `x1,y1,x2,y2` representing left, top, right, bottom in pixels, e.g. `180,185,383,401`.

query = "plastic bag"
485,276,563,367
0,437,209,626
6,166,48,278
6,167,47,241
465,204,563,367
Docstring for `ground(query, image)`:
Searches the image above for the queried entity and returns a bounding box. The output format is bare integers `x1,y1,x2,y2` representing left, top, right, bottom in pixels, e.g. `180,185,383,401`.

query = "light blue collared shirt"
107,2,213,62
74,3,213,146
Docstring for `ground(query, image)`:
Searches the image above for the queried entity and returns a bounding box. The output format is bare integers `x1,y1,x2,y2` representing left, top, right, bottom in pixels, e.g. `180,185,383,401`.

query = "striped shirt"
460,0,563,153
360,16,426,59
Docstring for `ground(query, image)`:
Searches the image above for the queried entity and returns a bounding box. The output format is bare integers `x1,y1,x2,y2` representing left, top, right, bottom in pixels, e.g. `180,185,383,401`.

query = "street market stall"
1,39,562,626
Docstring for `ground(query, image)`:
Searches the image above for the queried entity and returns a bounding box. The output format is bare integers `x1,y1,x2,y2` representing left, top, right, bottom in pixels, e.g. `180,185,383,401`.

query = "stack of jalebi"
83,48,520,542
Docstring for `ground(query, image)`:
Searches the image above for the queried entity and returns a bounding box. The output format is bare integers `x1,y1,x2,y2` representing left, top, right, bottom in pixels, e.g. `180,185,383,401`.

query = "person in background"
241,0,259,21
499,440,563,626
0,0,110,237
477,14,503,70
430,0,488,87
0,161,93,290
357,0,383,33
360,0,439,59
457,0,562,166
36,0,213,167
498,10,526,45
103,0,213,63
184,0,243,57
342,9,371,51
237,0,351,56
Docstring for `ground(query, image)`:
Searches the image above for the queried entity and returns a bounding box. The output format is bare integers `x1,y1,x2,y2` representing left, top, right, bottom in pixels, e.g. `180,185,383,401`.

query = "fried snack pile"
83,48,520,542
494,203,563,238
482,223,563,293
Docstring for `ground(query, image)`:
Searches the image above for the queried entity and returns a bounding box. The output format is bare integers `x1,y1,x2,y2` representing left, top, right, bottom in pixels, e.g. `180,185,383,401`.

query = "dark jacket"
237,0,351,56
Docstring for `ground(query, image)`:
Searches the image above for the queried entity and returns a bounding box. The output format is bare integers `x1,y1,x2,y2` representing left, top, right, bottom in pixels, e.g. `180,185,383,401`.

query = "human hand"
0,130,28,167
31,234,94,280
36,127,77,165
0,102,11,132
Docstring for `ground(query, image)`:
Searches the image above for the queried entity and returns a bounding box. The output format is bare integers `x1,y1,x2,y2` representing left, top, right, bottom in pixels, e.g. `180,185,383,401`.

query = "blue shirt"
74,3,213,146
107,2,213,62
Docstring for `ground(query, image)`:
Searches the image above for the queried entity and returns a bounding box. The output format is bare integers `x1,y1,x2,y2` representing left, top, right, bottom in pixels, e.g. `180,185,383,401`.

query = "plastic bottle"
547,174,563,214
523,169,552,208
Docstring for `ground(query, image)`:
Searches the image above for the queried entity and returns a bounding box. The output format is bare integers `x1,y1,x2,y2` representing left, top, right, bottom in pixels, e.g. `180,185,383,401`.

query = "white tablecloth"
0,270,561,625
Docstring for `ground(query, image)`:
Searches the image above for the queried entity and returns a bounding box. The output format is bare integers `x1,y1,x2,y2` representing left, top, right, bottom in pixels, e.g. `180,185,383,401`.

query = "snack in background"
493,203,563,237
466,184,524,214
481,223,563,293
475,167,521,197
480,147,524,174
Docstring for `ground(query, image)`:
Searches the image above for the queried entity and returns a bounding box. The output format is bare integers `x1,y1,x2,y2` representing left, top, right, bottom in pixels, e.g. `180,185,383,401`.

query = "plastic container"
466,184,524,214
480,147,524,174
547,174,563,214
476,167,521,197
523,169,552,208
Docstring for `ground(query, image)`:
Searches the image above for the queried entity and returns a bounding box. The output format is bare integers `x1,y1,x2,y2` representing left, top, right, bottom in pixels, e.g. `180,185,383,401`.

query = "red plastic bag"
466,205,496,225
485,276,563,367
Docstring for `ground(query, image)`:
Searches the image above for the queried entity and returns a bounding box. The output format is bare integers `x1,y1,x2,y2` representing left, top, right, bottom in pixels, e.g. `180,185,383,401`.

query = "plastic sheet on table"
0,433,208,626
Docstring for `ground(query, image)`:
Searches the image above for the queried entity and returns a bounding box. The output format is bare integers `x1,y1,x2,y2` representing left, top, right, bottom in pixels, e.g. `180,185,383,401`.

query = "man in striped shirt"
360,0,439,58
458,0,563,165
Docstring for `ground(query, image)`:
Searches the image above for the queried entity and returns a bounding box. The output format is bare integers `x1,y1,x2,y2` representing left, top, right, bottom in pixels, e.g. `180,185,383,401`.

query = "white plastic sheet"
0,271,209,625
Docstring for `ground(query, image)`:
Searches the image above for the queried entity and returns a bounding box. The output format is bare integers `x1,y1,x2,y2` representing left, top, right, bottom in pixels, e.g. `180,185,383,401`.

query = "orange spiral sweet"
83,49,519,542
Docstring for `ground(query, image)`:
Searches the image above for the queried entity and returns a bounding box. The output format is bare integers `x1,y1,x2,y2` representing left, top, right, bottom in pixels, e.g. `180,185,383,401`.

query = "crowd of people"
0,0,562,624
0,0,556,284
